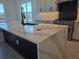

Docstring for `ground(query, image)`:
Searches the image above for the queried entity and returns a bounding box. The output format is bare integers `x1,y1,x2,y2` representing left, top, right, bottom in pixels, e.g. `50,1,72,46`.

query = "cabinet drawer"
18,38,38,59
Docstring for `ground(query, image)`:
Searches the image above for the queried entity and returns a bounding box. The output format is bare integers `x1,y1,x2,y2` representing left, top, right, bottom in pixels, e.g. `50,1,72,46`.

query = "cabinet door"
3,30,17,47
73,22,79,40
18,38,38,59
2,30,25,56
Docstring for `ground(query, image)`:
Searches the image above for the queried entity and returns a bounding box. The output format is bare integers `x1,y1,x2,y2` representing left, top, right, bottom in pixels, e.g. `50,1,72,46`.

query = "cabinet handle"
16,40,19,45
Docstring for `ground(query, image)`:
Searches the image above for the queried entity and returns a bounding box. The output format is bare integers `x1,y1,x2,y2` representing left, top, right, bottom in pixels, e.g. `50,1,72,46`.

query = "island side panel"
39,28,67,59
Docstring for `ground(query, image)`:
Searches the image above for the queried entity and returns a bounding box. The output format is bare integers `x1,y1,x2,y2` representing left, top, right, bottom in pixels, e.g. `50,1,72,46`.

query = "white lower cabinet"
73,22,79,40
0,30,4,43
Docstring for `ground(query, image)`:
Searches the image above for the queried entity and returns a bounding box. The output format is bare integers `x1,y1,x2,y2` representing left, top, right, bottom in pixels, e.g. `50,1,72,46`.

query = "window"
0,4,4,13
21,2,32,24
0,3,5,20
26,2,32,12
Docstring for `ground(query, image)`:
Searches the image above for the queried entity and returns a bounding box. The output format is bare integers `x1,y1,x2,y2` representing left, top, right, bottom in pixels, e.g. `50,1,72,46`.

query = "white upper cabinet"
37,0,57,12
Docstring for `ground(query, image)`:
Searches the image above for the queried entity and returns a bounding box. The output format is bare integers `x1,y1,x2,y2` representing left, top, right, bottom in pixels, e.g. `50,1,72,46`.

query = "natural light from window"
21,2,32,23
0,3,5,20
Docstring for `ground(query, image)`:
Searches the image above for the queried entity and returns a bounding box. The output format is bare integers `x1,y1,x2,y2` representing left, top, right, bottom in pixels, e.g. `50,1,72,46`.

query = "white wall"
2,0,19,23
0,0,3,3
32,0,39,20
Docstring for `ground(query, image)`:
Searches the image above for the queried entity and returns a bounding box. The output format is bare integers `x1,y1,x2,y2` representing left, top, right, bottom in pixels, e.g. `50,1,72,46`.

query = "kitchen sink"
24,23,38,26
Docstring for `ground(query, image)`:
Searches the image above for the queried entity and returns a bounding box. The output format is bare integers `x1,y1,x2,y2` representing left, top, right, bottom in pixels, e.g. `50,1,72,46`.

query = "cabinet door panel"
18,38,38,59
3,30,17,47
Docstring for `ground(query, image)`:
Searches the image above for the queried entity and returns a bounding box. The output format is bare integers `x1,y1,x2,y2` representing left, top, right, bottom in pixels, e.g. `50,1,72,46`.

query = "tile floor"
0,31,24,59
66,40,79,59
0,43,24,59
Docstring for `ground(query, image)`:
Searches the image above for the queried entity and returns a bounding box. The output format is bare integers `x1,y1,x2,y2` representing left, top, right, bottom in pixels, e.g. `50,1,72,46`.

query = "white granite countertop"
0,21,67,44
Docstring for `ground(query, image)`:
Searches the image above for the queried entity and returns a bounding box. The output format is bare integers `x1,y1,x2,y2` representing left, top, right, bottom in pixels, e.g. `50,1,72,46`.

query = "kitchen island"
0,21,68,59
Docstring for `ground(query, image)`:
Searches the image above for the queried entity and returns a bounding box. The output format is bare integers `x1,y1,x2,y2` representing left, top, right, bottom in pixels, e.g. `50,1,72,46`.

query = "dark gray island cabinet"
2,29,38,59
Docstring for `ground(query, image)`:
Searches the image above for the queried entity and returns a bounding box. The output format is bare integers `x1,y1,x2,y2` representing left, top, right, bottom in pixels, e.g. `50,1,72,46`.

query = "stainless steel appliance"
54,0,78,41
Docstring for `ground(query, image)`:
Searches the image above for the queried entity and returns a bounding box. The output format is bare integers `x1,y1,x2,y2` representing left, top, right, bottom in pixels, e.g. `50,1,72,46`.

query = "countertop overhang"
0,21,68,44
